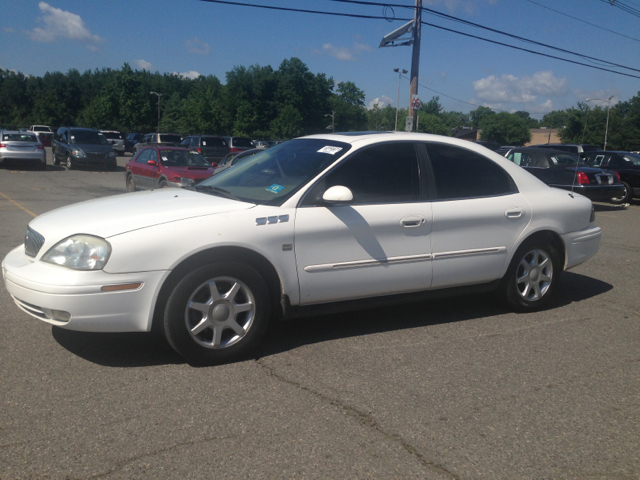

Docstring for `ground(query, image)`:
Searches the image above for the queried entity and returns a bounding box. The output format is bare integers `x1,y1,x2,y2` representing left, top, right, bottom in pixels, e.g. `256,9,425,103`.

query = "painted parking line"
0,192,37,218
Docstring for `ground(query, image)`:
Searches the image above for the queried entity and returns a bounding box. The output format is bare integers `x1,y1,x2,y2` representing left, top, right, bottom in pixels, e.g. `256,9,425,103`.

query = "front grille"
24,227,45,258
13,297,49,319
87,152,107,161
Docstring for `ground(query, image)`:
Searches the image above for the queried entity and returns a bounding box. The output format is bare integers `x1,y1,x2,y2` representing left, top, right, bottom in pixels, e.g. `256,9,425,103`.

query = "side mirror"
322,185,353,204
147,160,158,166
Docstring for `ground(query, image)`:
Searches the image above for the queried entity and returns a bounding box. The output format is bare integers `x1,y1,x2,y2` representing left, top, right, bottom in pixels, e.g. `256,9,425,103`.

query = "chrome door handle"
400,215,425,227
505,208,523,219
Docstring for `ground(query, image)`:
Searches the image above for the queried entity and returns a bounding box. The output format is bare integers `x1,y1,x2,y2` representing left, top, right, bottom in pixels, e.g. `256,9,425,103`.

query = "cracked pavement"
1,151,638,479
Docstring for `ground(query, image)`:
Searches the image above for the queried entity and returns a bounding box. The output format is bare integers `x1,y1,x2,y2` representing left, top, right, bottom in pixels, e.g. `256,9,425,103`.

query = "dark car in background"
532,143,600,160
505,147,623,203
100,130,125,155
224,136,255,153
133,133,182,154
52,127,117,170
125,147,216,191
124,133,145,154
185,135,229,167
212,148,261,175
585,151,640,204
473,140,501,152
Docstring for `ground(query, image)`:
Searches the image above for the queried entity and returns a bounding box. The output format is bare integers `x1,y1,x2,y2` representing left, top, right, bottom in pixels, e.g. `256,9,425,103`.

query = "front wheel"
611,181,633,204
503,241,560,312
66,156,75,170
162,262,272,365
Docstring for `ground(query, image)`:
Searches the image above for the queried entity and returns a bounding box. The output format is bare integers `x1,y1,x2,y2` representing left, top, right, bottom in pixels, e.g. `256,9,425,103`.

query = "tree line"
1,59,639,149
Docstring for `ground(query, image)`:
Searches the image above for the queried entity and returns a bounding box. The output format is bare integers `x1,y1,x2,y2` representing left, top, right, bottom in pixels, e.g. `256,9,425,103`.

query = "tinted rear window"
160,135,182,143
102,132,124,139
202,137,227,147
231,137,254,148
582,145,600,152
2,133,37,142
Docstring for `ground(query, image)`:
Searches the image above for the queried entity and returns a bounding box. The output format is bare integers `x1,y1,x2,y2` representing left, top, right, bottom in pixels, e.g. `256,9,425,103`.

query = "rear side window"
202,137,227,147
231,137,253,148
427,143,517,200
507,151,533,166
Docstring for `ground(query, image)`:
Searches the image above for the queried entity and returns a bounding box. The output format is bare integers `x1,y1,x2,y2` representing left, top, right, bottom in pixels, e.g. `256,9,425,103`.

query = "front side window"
136,149,152,164
198,139,351,205
507,151,533,166
427,143,517,200
302,142,420,206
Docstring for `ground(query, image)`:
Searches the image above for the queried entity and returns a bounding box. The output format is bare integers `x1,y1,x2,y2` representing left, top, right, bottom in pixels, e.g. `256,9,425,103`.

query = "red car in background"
125,147,216,191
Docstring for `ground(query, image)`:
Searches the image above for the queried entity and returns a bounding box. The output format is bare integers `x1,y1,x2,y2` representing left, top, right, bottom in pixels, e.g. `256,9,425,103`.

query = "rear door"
426,142,531,288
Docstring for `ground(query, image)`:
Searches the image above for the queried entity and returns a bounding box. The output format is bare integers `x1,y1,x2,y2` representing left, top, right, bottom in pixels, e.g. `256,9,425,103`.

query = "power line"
199,0,640,80
600,0,640,18
320,0,640,73
523,0,640,43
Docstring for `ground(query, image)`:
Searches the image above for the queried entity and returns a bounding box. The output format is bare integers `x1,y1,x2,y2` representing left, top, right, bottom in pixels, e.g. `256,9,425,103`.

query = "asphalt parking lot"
1,149,639,479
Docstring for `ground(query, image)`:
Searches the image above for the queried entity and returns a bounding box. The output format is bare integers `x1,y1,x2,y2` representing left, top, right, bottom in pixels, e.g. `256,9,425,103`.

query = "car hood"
29,189,254,240
165,166,215,179
70,143,113,154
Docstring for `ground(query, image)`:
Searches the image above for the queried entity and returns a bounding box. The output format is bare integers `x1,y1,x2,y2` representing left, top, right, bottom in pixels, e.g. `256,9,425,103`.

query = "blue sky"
1,0,639,117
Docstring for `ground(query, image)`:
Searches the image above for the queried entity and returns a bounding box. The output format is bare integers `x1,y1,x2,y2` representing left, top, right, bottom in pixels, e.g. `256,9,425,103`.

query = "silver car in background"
100,130,125,155
0,131,47,170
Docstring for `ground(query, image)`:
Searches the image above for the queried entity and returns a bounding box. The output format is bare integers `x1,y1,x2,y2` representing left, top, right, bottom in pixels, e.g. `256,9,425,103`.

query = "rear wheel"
503,240,560,312
158,180,168,188
611,181,633,204
162,262,271,365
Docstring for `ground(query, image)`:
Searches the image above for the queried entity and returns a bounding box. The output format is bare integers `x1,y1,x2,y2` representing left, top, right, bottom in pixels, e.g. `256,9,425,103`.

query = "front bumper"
561,225,602,270
2,245,168,332
72,154,115,165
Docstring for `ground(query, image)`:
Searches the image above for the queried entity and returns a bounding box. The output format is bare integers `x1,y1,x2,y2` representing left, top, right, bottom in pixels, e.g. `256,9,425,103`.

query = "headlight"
71,149,86,157
108,151,116,157
177,177,194,185
42,235,111,270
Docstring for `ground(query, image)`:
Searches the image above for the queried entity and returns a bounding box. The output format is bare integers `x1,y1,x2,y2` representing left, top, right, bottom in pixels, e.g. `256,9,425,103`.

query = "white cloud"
574,89,620,107
473,71,569,104
528,99,555,114
133,59,154,70
28,2,102,49
315,42,371,61
185,37,209,55
368,95,394,109
433,70,447,79
173,70,201,79
3,27,15,33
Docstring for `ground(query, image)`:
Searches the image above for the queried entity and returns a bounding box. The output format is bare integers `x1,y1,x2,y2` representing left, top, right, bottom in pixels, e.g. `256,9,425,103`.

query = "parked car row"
0,130,47,169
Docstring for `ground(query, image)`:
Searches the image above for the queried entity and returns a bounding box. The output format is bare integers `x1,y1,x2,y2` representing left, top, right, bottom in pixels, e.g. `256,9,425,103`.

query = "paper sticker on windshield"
162,156,168,161
266,184,284,194
317,146,342,155
202,141,207,146
71,136,75,140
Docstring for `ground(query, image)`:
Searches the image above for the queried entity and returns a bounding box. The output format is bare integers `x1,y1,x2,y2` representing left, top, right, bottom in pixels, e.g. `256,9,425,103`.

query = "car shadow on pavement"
51,329,185,367
259,271,613,359
50,272,612,368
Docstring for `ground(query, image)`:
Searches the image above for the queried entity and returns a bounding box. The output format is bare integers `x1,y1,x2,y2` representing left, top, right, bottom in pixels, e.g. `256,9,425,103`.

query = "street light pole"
586,96,614,150
325,111,335,133
150,91,163,133
393,68,408,131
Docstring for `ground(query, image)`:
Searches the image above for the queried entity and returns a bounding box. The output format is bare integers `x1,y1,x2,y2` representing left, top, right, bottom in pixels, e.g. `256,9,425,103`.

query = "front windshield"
70,130,109,145
159,149,210,167
622,153,640,165
199,138,351,205
2,133,37,142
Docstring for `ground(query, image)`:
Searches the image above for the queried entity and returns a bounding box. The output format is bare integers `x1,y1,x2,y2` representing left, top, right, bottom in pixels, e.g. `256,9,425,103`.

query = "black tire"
162,262,272,365
611,181,633,204
158,180,168,188
66,156,75,170
126,173,136,192
503,239,561,312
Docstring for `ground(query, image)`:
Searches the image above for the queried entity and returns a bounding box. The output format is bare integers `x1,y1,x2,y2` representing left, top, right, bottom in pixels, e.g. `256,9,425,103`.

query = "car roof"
510,147,576,155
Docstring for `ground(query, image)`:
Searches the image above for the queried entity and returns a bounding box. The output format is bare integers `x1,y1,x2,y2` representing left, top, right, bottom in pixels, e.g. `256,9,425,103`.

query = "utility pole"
150,91,163,133
325,111,335,133
393,68,407,131
408,0,422,132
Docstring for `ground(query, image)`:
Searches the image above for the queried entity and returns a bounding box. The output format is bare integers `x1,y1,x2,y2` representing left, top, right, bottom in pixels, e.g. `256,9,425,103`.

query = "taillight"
230,147,242,153
197,147,201,153
613,171,621,182
577,171,590,185
0,143,5,148
37,145,45,150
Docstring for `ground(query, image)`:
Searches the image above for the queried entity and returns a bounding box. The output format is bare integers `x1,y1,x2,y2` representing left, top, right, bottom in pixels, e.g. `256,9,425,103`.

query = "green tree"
479,112,531,146
470,106,495,128
419,96,443,116
330,81,367,132
270,104,304,139
417,113,449,136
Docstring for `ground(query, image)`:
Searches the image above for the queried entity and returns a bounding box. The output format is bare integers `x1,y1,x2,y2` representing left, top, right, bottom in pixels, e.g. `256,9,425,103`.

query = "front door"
294,142,433,305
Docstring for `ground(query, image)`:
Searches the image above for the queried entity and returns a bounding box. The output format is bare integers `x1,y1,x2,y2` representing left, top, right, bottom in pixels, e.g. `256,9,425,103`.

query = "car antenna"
569,153,580,198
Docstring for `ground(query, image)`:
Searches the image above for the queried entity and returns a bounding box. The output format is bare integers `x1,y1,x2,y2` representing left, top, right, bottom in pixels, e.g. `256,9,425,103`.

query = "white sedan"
2,133,602,364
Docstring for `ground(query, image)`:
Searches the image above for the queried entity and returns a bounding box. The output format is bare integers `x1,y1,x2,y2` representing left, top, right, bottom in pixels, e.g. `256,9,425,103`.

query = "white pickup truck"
28,125,54,146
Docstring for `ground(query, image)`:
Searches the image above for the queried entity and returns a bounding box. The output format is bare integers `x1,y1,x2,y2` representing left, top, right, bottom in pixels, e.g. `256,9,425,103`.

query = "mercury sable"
2,133,602,364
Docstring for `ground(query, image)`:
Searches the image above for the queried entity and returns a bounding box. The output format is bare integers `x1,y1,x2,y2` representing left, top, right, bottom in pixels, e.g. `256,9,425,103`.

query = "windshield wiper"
194,184,244,201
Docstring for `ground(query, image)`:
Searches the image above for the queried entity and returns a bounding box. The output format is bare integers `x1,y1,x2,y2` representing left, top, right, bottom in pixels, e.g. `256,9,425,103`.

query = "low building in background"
526,128,560,146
